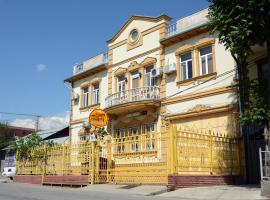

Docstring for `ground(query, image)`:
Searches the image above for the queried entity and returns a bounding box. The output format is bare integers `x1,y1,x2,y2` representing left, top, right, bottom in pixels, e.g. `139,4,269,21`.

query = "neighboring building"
3,126,69,170
0,126,34,172
65,8,239,143
244,44,269,184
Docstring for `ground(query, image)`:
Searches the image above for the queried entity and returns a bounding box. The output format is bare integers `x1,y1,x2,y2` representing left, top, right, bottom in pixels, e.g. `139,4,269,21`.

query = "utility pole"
0,112,42,130
35,116,41,132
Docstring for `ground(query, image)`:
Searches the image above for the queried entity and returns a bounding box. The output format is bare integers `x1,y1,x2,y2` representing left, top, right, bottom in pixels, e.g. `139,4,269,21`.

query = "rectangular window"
199,46,213,75
128,126,139,152
145,66,155,87
80,135,86,141
82,87,89,107
131,70,139,89
92,83,99,105
118,75,125,93
180,52,193,80
114,128,125,153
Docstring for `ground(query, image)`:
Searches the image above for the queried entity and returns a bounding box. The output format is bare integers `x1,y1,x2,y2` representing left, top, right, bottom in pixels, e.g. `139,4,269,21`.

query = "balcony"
166,18,208,38
73,52,108,75
104,86,161,114
161,8,209,46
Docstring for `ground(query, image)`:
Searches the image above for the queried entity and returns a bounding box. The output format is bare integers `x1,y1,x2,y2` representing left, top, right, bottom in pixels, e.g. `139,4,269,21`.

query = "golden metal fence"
109,131,169,184
16,125,242,185
170,126,241,175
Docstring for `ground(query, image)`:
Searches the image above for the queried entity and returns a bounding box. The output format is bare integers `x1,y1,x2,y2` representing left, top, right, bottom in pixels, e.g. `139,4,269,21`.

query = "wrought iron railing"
105,86,160,108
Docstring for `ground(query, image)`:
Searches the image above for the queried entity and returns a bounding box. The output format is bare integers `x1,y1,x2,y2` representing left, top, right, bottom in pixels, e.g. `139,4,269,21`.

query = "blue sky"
0,0,209,127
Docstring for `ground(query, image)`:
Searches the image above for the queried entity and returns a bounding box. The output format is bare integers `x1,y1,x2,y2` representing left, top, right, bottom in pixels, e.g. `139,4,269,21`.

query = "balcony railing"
105,86,160,108
73,52,108,75
166,19,208,38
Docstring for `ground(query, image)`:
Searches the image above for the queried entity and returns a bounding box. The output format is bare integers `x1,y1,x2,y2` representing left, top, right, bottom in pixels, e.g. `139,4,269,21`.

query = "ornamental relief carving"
140,57,157,67
128,61,140,72
187,104,212,112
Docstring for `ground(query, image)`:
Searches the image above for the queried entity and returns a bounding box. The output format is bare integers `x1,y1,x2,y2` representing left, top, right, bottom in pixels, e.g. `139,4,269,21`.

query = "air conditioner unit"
164,63,176,74
151,67,163,77
72,93,79,101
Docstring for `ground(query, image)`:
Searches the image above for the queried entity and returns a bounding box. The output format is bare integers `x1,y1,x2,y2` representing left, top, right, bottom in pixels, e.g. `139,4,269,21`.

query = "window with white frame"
131,70,139,89
118,75,125,97
82,87,89,107
145,66,155,86
199,46,213,75
180,52,193,80
92,83,99,105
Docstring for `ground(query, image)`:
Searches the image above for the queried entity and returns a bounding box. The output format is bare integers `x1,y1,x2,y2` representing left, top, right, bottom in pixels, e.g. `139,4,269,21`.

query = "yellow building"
65,8,238,143
63,8,242,186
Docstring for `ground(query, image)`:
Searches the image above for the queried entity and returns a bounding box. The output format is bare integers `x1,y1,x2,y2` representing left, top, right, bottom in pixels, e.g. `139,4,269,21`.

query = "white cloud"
36,64,46,72
9,112,69,131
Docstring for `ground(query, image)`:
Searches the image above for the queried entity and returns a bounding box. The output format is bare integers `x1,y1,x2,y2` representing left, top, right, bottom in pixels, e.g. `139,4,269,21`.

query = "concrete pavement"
160,185,268,200
0,182,268,200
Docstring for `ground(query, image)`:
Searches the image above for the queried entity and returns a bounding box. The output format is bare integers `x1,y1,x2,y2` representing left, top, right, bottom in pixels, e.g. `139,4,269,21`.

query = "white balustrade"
105,86,160,108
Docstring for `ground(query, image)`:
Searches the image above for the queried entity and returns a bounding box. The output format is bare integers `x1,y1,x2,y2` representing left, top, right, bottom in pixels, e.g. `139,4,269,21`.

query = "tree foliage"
208,0,269,59
0,123,13,149
12,132,54,162
241,80,270,126
208,0,270,128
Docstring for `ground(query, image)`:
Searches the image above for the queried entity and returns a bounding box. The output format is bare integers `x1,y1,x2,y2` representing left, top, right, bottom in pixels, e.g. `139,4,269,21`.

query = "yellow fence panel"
16,126,242,185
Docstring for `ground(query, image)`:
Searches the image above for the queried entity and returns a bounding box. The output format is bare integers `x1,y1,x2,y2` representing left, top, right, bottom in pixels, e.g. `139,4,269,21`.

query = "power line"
0,111,41,117
167,68,236,99
0,111,42,131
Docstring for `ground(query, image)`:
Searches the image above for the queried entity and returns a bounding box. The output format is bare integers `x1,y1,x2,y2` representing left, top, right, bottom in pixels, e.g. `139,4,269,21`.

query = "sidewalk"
85,184,268,200
84,184,167,196
159,185,268,200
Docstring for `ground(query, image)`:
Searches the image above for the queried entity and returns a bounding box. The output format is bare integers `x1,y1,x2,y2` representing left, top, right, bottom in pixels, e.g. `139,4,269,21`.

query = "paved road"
0,182,267,200
0,182,173,200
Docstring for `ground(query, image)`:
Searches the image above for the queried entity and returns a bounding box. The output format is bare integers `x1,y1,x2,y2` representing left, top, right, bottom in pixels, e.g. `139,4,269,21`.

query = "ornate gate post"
90,142,95,185
169,125,177,174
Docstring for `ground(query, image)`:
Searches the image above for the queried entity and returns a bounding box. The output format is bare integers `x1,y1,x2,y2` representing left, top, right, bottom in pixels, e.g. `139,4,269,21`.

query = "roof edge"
107,14,171,44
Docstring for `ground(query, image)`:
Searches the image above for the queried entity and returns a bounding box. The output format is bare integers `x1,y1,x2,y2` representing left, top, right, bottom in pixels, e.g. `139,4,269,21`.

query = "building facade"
65,8,239,143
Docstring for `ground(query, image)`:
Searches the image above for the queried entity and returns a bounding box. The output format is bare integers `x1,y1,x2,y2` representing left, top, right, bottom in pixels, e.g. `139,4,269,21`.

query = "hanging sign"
89,109,109,128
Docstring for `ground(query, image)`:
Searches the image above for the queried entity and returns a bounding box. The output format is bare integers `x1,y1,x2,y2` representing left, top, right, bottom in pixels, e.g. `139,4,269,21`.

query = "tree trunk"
267,40,270,149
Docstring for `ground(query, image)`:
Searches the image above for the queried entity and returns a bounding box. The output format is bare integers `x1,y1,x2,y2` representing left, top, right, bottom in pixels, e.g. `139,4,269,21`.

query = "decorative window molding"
128,61,140,72
90,77,101,84
140,57,157,67
114,67,127,77
175,44,194,56
80,81,90,88
194,38,215,49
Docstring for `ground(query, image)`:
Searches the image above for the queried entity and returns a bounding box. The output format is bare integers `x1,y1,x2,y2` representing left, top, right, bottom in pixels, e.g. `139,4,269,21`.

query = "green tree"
0,123,13,149
13,132,54,162
208,0,270,146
